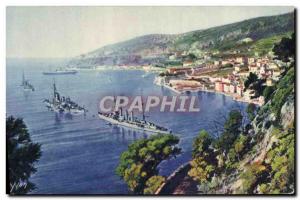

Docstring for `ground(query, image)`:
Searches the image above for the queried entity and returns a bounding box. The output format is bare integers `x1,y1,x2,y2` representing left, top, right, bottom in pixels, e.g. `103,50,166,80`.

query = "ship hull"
43,71,77,75
44,102,85,115
98,114,170,134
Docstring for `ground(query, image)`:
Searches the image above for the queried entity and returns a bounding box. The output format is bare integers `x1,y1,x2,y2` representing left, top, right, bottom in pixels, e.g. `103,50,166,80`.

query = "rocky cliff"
216,66,295,194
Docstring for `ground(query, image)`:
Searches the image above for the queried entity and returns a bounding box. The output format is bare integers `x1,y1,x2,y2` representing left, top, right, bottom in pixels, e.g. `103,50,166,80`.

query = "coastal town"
152,52,287,105
68,51,287,106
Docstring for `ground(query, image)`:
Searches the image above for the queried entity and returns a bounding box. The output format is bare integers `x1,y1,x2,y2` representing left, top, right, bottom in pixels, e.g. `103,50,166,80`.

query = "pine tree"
7,116,42,195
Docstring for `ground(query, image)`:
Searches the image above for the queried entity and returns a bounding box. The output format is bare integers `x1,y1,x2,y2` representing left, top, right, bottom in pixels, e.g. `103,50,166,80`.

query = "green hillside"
70,11,295,66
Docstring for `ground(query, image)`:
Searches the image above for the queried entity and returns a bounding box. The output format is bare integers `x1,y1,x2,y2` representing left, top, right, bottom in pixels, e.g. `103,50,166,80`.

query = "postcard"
6,6,295,195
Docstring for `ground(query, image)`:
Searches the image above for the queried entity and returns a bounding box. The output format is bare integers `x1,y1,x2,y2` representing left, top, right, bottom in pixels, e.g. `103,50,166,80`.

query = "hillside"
166,34,295,195
69,11,294,67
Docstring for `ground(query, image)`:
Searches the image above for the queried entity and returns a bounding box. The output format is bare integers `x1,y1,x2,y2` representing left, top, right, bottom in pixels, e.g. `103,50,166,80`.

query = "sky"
7,6,294,58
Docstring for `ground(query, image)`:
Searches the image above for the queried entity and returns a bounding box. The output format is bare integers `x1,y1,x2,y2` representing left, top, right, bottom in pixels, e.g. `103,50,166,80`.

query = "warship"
21,71,35,91
43,82,87,115
43,68,77,75
98,97,171,134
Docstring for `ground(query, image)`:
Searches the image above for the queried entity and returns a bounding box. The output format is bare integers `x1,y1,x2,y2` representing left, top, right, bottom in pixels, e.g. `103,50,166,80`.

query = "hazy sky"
7,6,294,58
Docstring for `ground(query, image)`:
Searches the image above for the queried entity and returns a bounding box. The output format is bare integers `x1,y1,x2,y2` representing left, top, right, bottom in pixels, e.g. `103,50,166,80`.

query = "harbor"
6,60,248,194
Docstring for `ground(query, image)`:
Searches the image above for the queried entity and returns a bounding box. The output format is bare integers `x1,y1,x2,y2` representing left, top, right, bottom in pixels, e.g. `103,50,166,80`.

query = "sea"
6,58,248,194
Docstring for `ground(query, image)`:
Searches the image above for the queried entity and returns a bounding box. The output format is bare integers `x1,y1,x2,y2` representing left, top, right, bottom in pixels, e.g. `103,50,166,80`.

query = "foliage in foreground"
188,33,295,194
7,116,42,195
116,134,181,194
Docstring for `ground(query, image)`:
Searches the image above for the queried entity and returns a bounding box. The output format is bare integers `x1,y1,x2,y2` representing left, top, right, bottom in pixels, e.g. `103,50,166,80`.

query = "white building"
223,83,230,93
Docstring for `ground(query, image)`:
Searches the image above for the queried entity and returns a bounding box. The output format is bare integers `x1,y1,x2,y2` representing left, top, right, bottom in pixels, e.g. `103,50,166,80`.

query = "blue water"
6,58,248,194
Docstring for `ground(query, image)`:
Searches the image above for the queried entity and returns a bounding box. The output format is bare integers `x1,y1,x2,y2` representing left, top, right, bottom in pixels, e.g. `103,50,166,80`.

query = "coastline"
158,83,262,106
155,162,198,195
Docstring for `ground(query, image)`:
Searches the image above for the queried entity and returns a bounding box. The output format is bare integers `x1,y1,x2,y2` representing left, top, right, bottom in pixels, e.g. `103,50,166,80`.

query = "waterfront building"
244,89,256,101
210,77,221,82
167,67,190,74
222,77,231,84
237,85,243,96
169,79,201,87
223,83,230,93
229,84,236,93
215,81,224,92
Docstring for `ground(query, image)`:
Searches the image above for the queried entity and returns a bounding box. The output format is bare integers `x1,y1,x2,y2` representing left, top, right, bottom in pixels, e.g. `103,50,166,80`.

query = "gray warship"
21,71,34,91
44,82,87,115
98,97,171,134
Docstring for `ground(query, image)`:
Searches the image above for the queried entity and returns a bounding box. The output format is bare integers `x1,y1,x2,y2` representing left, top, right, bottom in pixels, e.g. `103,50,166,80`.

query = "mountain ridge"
69,11,294,67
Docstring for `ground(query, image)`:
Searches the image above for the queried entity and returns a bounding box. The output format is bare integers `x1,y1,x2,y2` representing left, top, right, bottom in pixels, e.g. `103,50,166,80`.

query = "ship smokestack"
130,111,133,121
126,110,129,120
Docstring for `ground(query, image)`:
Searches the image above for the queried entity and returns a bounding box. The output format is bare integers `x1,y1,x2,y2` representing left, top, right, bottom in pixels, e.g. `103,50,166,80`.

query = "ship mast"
141,89,145,121
22,70,25,86
53,80,57,97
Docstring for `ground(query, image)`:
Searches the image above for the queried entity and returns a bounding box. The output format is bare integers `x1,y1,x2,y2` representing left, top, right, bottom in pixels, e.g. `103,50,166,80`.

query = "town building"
249,64,259,74
268,63,279,70
244,90,256,101
229,84,236,93
259,65,267,78
234,66,241,73
248,57,256,64
214,60,221,66
266,78,274,86
272,69,281,78
236,85,243,96
215,81,224,92
221,77,231,84
167,67,190,74
183,61,194,67
223,83,230,93
236,57,248,65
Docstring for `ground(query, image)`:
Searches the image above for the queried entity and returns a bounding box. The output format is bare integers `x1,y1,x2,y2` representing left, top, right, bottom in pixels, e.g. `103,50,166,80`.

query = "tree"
188,157,215,184
246,103,257,121
184,53,197,61
7,116,42,194
273,33,295,62
251,79,265,97
116,134,181,194
244,72,258,90
143,176,165,194
263,86,275,102
189,130,218,185
216,110,243,152
192,130,213,157
240,162,267,194
233,134,249,161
